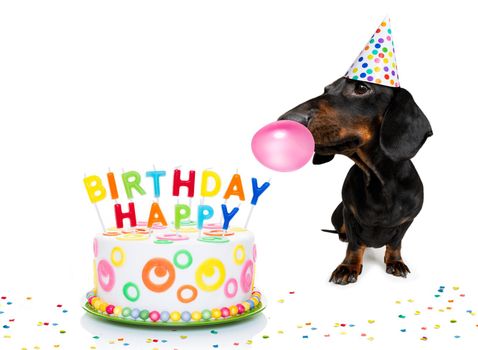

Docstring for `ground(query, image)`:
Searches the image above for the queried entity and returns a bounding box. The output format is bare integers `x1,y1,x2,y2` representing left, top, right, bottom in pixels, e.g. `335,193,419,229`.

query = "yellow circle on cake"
116,233,149,241
110,247,126,267
195,258,226,292
233,244,246,265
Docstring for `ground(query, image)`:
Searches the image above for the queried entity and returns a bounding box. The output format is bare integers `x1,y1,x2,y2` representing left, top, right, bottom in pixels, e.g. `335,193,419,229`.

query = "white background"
1,0,477,349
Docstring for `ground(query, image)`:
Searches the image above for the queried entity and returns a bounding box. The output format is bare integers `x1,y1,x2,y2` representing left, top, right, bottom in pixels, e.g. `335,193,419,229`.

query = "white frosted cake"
86,225,262,323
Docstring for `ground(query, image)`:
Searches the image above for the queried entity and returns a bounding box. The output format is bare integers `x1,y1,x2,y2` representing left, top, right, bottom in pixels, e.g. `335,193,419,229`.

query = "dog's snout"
278,112,310,127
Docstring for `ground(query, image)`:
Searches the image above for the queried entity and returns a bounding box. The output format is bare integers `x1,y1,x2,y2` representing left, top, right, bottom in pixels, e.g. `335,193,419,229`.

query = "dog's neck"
349,142,409,188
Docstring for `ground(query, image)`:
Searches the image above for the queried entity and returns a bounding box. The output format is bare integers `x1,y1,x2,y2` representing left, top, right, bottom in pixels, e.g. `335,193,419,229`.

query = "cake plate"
82,296,266,327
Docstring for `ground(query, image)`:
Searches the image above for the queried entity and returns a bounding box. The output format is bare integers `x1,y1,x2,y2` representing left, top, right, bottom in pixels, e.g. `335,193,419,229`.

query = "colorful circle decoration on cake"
110,246,126,267
173,250,193,269
240,259,254,293
123,282,140,302
195,258,226,292
142,258,176,293
233,244,246,265
93,238,98,257
98,259,115,292
224,278,238,298
176,284,198,303
116,233,149,241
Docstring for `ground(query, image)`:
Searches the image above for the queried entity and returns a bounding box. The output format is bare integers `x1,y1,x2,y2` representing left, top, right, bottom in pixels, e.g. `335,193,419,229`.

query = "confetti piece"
448,300,454,303
212,345,218,348
349,324,355,327
180,335,188,339
62,310,68,313
415,311,421,315
305,322,312,326
26,297,32,300
311,327,317,330
400,329,406,332
450,319,457,323
395,300,401,304
3,335,11,339
460,294,465,297
434,324,441,329
211,330,218,334
340,331,347,335
324,334,330,337
453,286,460,290
277,330,284,334
233,342,239,346
262,335,269,339
60,330,66,334
246,340,253,344
421,327,427,330
435,295,440,298
420,337,428,341
57,304,62,308
368,320,375,324
340,323,346,327
289,291,295,294
0,296,6,300
93,336,100,339
454,335,461,338
367,336,374,341
6,302,12,305
408,299,414,303
302,335,309,339
277,299,284,303
2,325,10,329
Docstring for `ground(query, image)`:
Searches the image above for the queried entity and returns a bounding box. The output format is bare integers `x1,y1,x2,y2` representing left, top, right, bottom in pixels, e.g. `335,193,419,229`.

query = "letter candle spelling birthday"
82,168,271,235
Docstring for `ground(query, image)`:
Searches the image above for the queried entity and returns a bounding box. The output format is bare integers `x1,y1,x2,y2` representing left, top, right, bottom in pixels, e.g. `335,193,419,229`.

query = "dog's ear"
380,88,433,161
312,153,335,165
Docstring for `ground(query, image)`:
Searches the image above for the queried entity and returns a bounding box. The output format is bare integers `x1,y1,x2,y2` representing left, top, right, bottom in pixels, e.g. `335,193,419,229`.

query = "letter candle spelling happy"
82,168,270,235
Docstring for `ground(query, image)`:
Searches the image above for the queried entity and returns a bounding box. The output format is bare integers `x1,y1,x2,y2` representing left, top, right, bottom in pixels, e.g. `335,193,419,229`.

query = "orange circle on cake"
142,258,176,293
204,229,235,237
177,284,198,303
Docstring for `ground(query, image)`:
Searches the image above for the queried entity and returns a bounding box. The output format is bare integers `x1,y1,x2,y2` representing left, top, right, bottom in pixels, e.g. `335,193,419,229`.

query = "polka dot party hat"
345,17,399,87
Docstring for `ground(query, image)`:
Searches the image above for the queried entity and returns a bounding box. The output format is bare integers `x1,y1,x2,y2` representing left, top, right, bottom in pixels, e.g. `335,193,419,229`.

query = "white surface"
1,0,477,349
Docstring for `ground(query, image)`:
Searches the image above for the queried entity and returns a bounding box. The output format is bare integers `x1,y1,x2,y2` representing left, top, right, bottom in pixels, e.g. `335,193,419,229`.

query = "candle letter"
122,171,146,199
114,202,137,228
197,205,214,230
172,169,196,197
83,175,107,203
223,174,245,201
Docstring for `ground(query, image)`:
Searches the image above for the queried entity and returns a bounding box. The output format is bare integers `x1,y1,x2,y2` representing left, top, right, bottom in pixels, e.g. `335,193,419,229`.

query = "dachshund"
279,77,432,285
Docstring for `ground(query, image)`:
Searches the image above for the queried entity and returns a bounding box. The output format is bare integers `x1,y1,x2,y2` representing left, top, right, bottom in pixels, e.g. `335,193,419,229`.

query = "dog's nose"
278,112,310,127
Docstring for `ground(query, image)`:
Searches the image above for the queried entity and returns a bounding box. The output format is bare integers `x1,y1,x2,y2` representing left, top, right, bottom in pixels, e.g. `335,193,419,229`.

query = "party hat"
345,17,399,87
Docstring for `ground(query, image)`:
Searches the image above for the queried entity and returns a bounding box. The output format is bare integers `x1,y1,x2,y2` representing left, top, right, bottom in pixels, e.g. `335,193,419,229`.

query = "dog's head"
279,77,433,164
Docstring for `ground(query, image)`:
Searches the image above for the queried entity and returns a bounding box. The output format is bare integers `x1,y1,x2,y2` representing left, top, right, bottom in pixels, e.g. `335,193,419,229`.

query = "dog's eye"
354,83,370,95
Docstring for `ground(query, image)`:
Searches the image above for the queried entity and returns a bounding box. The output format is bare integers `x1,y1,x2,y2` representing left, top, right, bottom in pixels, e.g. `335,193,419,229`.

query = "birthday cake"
83,168,269,323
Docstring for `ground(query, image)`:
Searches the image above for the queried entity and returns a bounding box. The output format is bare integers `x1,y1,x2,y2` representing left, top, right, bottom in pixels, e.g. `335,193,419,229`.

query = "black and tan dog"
279,78,432,285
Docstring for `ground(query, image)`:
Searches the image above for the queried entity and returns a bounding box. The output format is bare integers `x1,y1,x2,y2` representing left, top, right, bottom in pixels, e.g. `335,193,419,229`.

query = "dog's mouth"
314,137,361,155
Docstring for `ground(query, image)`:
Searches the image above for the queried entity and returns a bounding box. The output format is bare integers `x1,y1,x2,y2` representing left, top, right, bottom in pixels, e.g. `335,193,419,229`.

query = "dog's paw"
329,264,362,285
386,261,410,278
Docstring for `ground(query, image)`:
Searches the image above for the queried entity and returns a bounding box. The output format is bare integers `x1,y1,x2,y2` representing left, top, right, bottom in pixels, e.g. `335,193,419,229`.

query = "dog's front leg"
384,244,410,277
329,243,366,285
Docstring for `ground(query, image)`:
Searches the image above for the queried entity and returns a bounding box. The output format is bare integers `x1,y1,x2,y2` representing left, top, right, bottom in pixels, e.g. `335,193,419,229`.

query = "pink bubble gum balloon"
251,120,315,172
